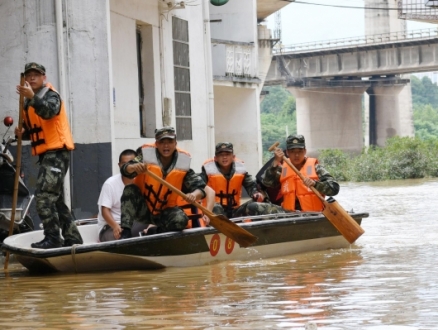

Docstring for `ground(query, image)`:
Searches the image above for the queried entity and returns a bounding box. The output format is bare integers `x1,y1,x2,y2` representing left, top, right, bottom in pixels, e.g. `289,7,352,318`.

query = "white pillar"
364,0,406,36
288,86,367,156
369,83,414,147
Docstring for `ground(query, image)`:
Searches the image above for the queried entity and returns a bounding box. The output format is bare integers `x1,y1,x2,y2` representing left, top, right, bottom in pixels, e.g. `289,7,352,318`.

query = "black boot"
31,236,63,249
63,238,83,247
120,228,132,239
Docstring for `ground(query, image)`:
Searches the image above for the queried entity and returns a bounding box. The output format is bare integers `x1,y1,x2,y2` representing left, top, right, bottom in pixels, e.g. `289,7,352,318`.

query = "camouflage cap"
155,126,176,141
215,142,233,154
286,134,306,149
24,62,46,75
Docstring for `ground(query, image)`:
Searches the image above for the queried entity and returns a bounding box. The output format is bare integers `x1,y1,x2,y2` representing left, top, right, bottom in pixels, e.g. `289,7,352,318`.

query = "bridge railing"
274,27,438,54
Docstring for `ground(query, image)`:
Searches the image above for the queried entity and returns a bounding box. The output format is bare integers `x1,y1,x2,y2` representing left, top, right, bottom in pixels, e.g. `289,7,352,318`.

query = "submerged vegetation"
261,76,438,182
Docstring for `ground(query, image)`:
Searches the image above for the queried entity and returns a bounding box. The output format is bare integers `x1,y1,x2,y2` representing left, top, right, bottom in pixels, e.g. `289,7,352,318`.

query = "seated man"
119,127,206,238
200,142,284,218
255,152,285,206
262,134,340,212
97,149,140,242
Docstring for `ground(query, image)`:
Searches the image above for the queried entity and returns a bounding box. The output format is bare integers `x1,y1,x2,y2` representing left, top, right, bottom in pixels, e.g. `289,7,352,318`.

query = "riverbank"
319,136,438,182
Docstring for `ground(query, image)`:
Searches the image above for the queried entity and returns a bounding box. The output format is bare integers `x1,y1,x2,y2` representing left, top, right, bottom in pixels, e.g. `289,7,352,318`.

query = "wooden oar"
268,142,364,244
143,168,258,247
4,73,25,270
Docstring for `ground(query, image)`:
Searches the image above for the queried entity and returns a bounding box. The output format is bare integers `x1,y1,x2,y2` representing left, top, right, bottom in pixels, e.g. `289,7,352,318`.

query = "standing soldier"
15,62,83,249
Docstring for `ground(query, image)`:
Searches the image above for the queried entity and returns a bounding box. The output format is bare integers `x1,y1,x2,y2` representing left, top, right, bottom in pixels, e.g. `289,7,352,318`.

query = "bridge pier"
287,86,367,156
367,82,414,147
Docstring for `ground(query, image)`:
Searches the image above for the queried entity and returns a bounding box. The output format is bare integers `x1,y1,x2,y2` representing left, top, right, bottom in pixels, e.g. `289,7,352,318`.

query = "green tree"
413,104,438,139
261,86,293,115
319,136,438,182
260,86,297,162
411,75,438,107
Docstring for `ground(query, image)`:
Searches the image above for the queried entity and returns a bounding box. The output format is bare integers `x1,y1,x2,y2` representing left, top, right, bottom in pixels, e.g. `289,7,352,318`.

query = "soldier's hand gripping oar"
144,168,258,247
268,142,364,244
4,73,25,270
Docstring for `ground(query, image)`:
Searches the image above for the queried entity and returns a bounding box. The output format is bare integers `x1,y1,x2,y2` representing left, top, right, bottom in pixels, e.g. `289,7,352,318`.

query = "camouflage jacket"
121,148,206,197
261,160,340,196
200,161,259,197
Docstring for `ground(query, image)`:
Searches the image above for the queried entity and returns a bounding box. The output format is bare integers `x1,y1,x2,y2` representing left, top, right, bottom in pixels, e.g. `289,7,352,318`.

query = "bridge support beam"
287,86,367,156
367,83,414,147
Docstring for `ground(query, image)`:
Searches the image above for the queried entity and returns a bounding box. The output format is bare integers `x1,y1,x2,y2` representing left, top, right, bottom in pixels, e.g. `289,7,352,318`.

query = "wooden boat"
1,211,368,273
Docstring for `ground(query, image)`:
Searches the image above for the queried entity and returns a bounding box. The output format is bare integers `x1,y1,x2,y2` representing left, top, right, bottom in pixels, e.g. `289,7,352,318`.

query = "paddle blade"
208,214,258,248
322,198,365,244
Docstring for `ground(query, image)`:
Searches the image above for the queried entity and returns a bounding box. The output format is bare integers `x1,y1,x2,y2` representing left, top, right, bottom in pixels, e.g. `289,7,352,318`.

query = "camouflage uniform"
35,150,83,244
120,148,206,233
22,66,83,246
219,199,286,218
200,146,285,219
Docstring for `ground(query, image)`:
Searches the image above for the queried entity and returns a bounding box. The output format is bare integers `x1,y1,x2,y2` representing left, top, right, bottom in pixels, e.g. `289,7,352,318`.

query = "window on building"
172,16,192,140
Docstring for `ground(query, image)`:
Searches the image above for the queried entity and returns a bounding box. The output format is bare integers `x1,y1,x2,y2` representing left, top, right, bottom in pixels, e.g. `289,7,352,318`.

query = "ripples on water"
1,179,438,329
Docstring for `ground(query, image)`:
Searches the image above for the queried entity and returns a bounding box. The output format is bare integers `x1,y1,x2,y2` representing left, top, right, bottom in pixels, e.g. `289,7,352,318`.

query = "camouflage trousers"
35,150,83,243
213,200,287,219
120,184,189,232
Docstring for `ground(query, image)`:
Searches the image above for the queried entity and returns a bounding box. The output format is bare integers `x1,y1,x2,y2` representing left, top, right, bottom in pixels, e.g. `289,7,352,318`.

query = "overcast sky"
265,0,436,46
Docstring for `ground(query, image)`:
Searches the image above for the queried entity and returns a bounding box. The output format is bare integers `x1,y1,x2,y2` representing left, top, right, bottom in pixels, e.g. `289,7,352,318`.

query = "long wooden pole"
4,73,25,270
144,168,258,247
268,142,364,244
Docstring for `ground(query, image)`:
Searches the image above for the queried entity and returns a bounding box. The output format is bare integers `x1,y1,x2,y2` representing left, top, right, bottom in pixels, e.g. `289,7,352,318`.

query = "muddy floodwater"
1,178,437,330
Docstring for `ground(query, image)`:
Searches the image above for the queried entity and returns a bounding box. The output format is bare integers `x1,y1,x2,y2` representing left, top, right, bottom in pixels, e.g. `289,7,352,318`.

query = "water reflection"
1,179,438,329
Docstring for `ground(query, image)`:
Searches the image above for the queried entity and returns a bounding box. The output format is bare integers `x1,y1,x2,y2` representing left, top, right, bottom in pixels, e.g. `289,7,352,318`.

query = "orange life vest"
177,198,207,228
203,158,246,209
134,144,191,215
176,193,203,224
23,83,74,156
279,157,324,211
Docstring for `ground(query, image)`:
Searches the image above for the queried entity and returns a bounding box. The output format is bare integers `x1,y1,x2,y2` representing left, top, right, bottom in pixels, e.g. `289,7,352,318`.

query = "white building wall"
0,0,60,128
210,0,258,42
214,86,261,177
0,0,213,218
209,0,263,173
109,0,211,171
0,0,113,219
66,1,113,145
109,4,156,174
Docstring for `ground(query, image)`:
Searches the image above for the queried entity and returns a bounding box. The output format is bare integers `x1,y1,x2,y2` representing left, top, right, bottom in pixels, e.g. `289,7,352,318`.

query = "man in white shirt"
97,149,139,242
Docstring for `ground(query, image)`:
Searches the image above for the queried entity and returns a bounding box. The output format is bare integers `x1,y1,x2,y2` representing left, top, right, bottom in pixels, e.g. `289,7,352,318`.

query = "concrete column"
288,86,367,156
368,83,414,147
257,24,273,85
364,0,406,36
363,92,370,147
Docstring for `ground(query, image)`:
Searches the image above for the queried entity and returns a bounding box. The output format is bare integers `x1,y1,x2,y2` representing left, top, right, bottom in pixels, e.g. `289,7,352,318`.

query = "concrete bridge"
267,28,438,82
262,0,438,156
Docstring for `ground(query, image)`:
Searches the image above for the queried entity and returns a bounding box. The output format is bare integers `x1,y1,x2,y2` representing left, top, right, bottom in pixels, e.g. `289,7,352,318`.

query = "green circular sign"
210,0,229,6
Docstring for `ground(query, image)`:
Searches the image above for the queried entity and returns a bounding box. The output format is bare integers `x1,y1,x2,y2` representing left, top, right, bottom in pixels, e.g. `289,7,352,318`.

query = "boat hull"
2,212,367,273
